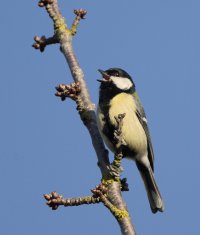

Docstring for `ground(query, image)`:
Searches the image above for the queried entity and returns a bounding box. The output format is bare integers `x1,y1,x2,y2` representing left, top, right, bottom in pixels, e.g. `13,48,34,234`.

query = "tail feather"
136,161,164,213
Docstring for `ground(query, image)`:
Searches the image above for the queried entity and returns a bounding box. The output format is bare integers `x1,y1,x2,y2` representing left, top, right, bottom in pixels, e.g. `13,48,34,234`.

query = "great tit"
97,68,164,213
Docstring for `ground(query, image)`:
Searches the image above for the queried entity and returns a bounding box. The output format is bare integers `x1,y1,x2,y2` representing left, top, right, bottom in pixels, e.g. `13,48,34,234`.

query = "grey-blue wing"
134,93,155,171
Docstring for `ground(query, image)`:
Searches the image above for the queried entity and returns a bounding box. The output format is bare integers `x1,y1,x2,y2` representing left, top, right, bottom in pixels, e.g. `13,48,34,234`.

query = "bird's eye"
107,70,120,77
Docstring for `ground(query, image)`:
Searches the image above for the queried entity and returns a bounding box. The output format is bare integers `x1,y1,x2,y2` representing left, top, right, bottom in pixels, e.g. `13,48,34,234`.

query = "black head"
98,68,135,92
103,68,132,80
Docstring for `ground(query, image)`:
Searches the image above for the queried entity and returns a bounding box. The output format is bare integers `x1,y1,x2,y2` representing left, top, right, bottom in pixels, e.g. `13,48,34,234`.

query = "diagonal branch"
35,0,110,177
33,1,137,234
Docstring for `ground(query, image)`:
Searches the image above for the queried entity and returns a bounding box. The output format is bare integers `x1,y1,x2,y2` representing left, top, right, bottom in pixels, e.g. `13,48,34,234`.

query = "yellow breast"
109,93,147,157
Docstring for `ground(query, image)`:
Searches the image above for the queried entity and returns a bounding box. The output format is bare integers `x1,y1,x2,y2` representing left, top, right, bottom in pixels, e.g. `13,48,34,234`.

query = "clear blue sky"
1,1,199,234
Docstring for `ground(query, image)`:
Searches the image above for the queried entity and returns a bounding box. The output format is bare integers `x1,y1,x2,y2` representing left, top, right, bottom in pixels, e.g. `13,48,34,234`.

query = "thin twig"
44,191,101,210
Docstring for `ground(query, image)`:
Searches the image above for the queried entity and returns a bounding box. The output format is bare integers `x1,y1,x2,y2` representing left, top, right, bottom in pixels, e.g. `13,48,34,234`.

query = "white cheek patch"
111,76,133,90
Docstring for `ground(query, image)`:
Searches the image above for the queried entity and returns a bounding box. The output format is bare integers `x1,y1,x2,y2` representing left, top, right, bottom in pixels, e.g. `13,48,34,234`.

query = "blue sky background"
1,1,199,234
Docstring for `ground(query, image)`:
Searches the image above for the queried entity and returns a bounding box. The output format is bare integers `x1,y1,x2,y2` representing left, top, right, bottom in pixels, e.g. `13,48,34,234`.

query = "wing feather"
134,93,155,171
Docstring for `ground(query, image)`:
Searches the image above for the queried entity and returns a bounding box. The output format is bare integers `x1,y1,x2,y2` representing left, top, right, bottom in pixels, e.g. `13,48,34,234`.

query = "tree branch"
33,1,137,234
44,191,101,210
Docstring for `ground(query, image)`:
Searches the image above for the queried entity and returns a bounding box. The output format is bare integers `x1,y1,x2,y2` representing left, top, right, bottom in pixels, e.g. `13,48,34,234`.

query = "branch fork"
43,112,129,219
33,3,87,52
44,182,129,221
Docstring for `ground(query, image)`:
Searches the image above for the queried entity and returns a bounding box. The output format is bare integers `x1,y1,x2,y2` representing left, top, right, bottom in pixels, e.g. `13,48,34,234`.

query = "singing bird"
97,68,164,213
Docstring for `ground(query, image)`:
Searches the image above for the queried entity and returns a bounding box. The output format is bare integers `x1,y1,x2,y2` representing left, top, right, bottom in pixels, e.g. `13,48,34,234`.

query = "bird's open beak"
97,69,110,82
